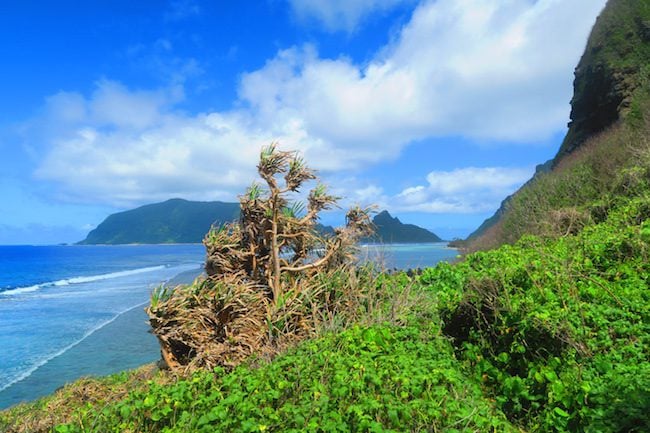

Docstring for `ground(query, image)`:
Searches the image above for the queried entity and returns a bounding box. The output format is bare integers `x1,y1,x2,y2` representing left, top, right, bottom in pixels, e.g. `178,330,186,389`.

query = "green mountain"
468,0,650,250
78,199,240,244
556,0,650,160
79,201,438,245
367,210,443,243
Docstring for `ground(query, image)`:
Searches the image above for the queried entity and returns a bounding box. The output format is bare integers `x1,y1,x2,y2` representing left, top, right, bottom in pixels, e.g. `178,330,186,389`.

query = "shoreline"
0,268,201,410
0,244,456,410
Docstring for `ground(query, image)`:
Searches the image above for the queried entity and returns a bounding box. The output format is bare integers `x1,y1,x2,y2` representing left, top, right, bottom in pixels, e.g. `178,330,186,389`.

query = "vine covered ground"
2,188,649,432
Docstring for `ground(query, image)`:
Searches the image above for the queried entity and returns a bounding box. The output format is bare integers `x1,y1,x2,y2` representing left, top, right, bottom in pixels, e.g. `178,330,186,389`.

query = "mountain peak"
369,210,442,243
79,201,444,245
374,210,399,225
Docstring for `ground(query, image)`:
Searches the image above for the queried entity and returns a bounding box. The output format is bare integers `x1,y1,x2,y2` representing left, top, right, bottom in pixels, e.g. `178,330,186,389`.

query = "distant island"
78,199,443,244
78,199,239,245
365,210,442,243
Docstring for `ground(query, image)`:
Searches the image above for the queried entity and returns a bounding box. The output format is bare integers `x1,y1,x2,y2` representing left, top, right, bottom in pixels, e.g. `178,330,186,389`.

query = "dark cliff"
468,0,650,244
556,0,650,160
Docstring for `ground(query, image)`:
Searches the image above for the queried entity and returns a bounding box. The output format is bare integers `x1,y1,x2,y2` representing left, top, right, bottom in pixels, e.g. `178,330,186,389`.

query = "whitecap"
0,265,167,297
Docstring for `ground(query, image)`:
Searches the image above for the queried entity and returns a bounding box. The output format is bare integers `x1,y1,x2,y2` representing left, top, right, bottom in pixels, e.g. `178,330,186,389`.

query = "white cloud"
34,85,266,206
425,167,533,195
287,0,412,32
321,166,533,215
247,0,606,143
394,166,534,213
31,0,606,211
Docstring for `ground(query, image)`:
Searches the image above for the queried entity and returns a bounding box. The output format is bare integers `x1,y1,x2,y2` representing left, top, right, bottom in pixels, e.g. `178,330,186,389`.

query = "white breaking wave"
0,265,167,297
0,301,150,393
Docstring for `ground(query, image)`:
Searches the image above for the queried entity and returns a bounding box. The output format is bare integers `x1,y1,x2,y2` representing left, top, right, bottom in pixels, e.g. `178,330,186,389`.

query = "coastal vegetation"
2,175,648,431
2,1,649,432
146,143,376,372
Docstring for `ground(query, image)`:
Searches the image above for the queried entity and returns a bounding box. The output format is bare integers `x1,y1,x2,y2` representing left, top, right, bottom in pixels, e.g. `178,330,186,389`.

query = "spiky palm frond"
150,284,174,310
258,143,291,185
281,201,306,219
345,206,375,236
308,183,339,213
259,143,276,161
245,182,264,201
285,157,316,191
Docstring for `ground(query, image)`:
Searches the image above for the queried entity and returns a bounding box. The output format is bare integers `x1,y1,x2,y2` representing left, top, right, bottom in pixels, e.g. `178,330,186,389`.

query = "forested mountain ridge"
366,211,443,243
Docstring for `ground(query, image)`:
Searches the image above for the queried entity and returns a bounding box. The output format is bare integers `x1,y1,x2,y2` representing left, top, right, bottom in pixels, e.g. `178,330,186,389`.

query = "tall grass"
470,113,650,251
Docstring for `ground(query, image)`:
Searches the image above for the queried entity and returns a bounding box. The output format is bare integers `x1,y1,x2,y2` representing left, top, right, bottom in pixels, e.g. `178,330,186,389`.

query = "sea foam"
0,265,167,296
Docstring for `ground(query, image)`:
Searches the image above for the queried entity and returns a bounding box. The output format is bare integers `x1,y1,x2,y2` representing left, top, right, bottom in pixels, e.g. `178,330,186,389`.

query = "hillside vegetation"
2,179,648,431
468,0,650,250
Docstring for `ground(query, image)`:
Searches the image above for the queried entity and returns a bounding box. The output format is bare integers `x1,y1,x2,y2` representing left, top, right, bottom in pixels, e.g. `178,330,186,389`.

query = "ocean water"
0,244,204,409
360,242,459,270
0,242,458,409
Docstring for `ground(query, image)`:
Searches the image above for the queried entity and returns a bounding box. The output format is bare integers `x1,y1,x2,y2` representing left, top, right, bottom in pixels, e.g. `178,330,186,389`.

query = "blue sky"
0,0,607,244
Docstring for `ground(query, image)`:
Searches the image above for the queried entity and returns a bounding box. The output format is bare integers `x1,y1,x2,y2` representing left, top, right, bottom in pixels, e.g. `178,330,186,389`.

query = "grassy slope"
426,196,650,432
468,0,650,249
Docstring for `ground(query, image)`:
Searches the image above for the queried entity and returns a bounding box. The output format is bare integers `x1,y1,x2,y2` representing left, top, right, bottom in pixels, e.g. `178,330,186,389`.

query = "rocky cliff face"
468,0,650,242
556,0,650,160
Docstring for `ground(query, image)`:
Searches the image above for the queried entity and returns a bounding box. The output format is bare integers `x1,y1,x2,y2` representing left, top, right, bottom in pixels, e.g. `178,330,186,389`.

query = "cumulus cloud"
34,82,271,205
247,0,606,143
321,166,533,215
32,0,606,210
287,0,412,32
393,167,534,213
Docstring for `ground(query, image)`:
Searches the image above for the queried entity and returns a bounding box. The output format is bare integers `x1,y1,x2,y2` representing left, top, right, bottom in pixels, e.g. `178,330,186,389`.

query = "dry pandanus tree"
147,143,373,372
206,144,373,299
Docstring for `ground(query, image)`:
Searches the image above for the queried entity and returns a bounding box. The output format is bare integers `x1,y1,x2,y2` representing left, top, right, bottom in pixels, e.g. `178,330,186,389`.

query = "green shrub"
422,197,650,432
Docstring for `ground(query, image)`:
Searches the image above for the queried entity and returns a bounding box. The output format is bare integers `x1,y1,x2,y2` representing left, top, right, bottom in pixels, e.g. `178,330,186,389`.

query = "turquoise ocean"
0,243,457,409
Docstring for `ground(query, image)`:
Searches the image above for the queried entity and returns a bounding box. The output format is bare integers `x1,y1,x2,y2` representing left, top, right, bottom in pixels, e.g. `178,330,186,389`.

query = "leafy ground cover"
4,138,650,432
422,195,650,432
51,324,517,433
3,193,648,432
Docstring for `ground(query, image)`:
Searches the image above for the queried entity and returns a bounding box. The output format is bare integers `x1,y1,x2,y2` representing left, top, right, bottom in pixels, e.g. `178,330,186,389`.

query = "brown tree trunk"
270,195,281,301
